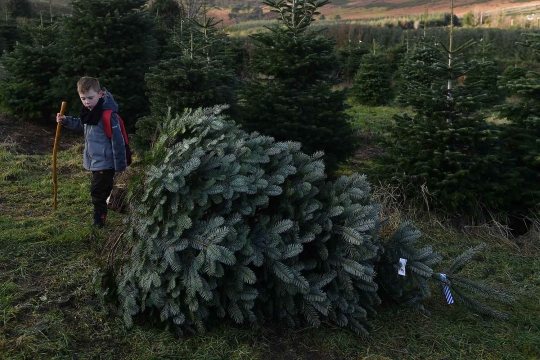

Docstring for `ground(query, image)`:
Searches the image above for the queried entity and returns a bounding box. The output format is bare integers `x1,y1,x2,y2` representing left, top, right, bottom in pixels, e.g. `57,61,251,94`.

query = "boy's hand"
56,114,66,123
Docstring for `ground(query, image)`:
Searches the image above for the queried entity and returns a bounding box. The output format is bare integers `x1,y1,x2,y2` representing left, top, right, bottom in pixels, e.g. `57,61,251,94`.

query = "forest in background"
0,0,538,224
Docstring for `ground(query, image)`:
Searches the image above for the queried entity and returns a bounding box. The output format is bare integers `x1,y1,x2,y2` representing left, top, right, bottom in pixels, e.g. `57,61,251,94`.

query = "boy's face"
79,89,103,110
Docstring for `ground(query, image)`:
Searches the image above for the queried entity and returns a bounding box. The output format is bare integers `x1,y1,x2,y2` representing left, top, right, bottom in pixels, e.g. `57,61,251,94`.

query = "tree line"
0,0,538,226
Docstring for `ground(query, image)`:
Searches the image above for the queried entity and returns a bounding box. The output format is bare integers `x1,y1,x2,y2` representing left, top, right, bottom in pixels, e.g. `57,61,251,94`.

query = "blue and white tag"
440,273,454,304
398,258,407,276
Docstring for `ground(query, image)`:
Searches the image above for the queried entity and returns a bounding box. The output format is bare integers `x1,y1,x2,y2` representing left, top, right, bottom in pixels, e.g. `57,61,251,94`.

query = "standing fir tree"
349,40,393,106
337,38,368,84
0,14,59,121
53,0,157,130
463,35,505,108
394,38,445,108
133,12,237,151
148,0,183,60
0,15,20,54
498,64,527,90
6,0,33,19
376,3,503,217
496,33,540,220
148,0,183,30
238,0,355,172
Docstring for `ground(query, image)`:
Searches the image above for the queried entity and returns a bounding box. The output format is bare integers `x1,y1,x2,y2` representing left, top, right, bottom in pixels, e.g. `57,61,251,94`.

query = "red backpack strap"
102,110,129,145
102,109,132,166
117,114,130,145
102,109,113,138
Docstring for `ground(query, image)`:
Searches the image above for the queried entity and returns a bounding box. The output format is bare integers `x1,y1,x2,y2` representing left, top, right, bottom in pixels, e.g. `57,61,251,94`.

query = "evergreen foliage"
148,0,183,30
498,65,527,90
0,16,59,121
336,39,369,84
238,0,355,172
394,40,445,108
386,43,407,73
463,37,505,108
134,14,237,151
496,33,540,217
147,0,183,59
6,0,33,19
116,106,513,335
0,19,21,53
53,0,157,129
377,37,503,216
377,222,442,311
349,47,393,106
438,243,514,319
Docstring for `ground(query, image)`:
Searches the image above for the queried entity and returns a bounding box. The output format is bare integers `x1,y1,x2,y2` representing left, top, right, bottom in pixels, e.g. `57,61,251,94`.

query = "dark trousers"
91,169,115,214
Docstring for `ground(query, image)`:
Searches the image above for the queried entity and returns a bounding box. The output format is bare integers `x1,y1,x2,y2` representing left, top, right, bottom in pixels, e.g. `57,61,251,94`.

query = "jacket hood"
102,88,119,112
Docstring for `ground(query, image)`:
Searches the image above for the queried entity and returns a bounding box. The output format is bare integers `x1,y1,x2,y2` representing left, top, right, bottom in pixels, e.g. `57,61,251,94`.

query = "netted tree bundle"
116,106,512,335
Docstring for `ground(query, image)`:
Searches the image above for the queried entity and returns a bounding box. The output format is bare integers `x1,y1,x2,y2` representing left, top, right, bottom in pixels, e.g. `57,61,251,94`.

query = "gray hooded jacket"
62,89,127,172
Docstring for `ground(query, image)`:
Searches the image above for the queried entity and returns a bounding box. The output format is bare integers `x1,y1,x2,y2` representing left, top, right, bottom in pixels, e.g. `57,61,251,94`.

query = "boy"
57,77,127,228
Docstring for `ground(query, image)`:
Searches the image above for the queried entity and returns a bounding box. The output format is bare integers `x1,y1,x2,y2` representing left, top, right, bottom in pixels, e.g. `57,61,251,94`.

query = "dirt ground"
0,113,82,155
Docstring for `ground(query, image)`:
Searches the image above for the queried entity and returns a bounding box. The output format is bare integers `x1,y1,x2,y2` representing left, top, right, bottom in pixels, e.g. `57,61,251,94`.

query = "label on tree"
440,274,455,304
398,258,407,276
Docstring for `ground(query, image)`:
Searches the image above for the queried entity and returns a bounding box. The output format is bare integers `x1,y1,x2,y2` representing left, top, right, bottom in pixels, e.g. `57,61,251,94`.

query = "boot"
93,210,107,228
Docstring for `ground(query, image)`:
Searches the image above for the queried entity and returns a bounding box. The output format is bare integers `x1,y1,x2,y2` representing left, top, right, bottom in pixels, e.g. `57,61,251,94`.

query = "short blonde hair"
77,77,101,94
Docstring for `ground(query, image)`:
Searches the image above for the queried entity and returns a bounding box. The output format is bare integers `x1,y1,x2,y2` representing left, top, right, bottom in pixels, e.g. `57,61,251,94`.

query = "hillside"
28,0,540,27
29,0,70,15
209,0,540,26
322,0,540,18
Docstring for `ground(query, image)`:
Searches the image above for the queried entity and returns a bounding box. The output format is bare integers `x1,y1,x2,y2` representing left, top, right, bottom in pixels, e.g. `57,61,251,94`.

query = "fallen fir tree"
116,106,514,335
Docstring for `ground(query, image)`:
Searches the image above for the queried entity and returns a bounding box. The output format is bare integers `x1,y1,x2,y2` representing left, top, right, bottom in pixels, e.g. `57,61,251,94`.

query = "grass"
346,103,407,134
337,103,407,176
1,118,539,359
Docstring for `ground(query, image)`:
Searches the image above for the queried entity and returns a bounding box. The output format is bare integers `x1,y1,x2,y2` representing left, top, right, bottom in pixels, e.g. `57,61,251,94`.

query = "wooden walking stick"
53,102,67,211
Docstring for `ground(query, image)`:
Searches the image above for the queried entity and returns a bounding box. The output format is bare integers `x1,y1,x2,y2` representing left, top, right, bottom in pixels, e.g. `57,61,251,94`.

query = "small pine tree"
6,0,33,19
387,43,407,73
377,33,503,216
0,18,21,54
496,33,540,218
498,64,527,91
462,11,474,27
148,0,183,30
337,39,369,84
394,39,445,108
53,0,157,130
0,15,59,121
349,41,393,106
238,0,355,172
463,36,505,108
148,0,183,60
133,14,237,151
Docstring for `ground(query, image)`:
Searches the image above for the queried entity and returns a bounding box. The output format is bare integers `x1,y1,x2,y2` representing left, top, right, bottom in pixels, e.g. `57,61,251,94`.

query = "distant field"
323,0,540,17
210,0,540,26
30,0,70,15
29,0,540,28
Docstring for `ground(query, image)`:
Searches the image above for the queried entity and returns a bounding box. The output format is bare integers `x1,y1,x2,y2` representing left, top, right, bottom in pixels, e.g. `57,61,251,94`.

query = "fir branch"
450,287,509,320
448,242,487,274
448,275,515,303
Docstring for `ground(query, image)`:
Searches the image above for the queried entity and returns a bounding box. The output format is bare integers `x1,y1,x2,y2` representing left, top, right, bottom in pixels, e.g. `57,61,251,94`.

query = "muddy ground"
0,113,82,155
